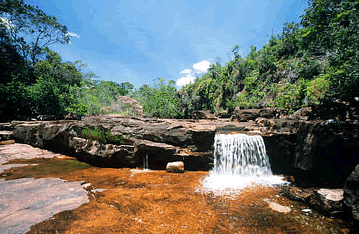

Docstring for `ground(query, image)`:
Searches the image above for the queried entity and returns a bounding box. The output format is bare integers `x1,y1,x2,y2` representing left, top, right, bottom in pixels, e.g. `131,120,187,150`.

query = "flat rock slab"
0,143,60,173
264,198,291,213
317,188,344,202
0,178,88,234
0,143,89,234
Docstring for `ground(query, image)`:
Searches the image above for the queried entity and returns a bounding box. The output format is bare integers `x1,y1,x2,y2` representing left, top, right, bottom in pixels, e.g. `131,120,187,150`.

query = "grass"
82,126,128,145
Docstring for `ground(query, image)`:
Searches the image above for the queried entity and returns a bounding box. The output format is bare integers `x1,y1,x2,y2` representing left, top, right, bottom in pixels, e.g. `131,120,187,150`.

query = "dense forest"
1,0,358,121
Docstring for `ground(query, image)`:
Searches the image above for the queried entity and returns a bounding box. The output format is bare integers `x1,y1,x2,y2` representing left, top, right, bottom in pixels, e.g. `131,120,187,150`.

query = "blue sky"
28,0,308,89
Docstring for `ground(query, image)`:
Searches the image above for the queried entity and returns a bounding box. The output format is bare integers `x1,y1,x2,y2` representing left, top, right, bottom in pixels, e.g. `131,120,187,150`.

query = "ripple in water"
199,133,287,195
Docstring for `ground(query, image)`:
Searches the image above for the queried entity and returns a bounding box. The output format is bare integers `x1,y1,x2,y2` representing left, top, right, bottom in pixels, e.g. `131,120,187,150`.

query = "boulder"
344,164,359,221
166,161,184,173
307,188,344,213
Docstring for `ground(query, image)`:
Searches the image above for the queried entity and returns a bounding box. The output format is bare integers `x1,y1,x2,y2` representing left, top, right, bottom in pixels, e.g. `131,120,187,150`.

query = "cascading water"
200,133,286,194
143,152,149,170
213,134,272,176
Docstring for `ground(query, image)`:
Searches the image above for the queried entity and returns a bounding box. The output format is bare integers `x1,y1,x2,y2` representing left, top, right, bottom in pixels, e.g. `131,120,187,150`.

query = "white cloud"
176,73,196,87
66,32,80,38
176,60,212,87
193,60,212,73
180,69,191,74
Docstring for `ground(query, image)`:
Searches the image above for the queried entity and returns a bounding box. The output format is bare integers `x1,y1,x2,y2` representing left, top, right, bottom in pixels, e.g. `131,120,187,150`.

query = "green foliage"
305,75,330,105
26,75,63,116
82,126,127,144
133,78,182,118
65,102,88,116
300,0,359,102
271,83,303,114
176,0,358,115
0,79,31,121
66,78,135,116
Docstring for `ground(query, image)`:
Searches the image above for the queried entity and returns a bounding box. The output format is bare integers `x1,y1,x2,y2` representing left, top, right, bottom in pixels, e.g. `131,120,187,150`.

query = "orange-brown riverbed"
0,144,351,233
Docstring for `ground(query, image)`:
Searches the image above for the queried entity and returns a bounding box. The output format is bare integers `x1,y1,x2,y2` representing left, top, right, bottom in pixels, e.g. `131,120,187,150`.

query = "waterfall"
143,152,149,170
200,133,286,194
213,134,272,176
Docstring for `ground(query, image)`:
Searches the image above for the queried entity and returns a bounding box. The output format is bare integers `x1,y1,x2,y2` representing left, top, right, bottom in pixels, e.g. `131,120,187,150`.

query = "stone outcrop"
293,120,359,187
6,116,261,170
1,113,358,181
307,188,344,214
344,164,359,222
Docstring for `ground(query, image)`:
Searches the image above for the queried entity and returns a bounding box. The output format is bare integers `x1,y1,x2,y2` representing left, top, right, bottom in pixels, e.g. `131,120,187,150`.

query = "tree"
0,0,70,67
300,0,359,102
34,49,83,92
134,78,182,118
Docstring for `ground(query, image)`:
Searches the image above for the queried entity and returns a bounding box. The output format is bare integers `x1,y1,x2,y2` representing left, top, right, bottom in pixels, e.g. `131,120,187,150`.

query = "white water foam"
199,133,287,195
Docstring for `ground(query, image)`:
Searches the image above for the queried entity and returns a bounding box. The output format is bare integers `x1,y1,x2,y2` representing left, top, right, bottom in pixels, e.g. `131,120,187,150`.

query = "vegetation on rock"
81,126,127,145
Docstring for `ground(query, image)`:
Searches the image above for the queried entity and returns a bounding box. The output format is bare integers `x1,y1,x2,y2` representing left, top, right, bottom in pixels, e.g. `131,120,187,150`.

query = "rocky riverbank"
1,114,358,184
1,112,359,229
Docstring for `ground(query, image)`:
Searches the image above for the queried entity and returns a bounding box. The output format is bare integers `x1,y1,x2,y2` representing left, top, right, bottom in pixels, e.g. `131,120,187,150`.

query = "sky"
28,0,308,89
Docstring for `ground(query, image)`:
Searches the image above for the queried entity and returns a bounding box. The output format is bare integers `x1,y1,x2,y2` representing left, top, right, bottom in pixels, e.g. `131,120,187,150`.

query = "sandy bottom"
0,144,351,234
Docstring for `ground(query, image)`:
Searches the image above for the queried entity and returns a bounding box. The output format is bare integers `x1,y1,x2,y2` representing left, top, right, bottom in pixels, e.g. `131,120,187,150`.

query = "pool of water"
0,143,352,233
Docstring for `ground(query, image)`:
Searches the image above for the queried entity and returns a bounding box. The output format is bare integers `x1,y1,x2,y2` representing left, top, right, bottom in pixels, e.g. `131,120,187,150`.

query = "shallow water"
0,144,352,233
